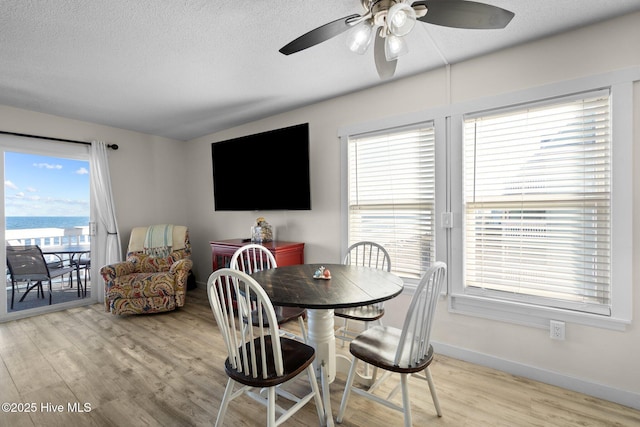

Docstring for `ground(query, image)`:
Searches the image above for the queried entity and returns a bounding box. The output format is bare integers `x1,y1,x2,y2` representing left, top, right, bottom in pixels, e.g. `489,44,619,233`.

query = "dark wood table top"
250,263,403,309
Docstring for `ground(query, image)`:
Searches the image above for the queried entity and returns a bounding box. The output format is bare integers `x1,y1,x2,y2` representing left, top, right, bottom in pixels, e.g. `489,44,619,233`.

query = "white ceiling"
1,0,640,141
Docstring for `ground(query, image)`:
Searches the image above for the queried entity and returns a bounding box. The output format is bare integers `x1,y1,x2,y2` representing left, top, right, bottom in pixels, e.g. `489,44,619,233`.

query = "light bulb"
392,10,407,28
384,34,408,61
346,20,374,54
387,2,416,37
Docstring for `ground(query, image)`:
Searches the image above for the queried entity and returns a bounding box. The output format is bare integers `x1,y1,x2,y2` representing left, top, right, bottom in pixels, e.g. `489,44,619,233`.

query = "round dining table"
250,263,403,426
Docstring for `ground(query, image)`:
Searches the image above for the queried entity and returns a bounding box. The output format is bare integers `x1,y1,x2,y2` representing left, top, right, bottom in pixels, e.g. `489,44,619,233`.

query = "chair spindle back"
230,244,277,274
344,241,391,272
395,262,447,368
207,268,284,379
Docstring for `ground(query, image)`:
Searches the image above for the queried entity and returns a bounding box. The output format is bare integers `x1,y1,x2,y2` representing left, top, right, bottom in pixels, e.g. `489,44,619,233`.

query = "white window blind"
348,123,435,280
463,90,611,315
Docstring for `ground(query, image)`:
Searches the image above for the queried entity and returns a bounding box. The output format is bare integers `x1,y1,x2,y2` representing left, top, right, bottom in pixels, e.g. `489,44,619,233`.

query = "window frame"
340,68,637,330
449,71,635,331
462,89,613,315
340,112,449,290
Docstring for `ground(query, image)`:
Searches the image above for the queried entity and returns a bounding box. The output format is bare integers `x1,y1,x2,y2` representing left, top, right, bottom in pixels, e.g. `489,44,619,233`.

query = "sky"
4,152,90,217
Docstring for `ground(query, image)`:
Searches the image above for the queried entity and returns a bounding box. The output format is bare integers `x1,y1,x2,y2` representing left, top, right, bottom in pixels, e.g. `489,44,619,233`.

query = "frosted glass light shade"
384,34,408,61
387,2,416,36
346,20,374,54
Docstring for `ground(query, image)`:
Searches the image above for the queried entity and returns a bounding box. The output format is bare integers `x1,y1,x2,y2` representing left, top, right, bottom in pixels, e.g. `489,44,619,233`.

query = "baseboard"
432,341,640,411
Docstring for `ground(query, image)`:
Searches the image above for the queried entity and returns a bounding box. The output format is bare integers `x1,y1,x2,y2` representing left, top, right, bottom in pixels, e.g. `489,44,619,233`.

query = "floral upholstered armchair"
100,225,193,315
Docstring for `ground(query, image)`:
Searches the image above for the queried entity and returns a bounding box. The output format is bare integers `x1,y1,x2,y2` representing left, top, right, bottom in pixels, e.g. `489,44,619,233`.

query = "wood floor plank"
0,320,40,361
1,286,638,427
24,380,101,427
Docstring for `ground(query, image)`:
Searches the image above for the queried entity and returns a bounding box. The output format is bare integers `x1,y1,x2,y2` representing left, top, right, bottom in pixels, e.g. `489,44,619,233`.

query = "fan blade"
413,0,514,29
374,28,397,79
279,14,361,55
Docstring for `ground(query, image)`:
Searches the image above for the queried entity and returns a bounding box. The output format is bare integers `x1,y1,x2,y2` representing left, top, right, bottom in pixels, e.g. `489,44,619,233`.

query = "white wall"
185,67,451,278
185,12,640,409
0,106,188,253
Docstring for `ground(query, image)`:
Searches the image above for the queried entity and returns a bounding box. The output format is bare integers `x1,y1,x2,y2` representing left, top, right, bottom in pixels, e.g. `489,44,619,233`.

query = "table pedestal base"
306,309,379,426
307,309,336,426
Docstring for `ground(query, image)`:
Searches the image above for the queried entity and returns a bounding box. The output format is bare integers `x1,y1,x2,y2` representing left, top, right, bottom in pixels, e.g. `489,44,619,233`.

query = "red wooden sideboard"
209,239,305,271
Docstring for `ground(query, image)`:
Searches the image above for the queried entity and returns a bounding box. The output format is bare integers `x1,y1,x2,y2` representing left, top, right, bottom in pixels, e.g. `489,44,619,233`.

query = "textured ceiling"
1,0,640,141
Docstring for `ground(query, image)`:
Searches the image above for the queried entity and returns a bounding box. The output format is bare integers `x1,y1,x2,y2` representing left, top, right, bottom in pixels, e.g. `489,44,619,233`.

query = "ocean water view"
6,216,90,230
6,216,91,246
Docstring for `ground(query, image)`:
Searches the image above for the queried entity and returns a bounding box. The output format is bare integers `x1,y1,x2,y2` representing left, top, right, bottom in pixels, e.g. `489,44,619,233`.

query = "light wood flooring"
1,287,638,427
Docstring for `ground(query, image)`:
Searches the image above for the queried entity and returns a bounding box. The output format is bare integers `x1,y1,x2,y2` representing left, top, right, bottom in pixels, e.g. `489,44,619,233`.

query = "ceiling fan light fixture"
346,20,374,54
386,2,416,36
279,0,515,80
384,33,408,61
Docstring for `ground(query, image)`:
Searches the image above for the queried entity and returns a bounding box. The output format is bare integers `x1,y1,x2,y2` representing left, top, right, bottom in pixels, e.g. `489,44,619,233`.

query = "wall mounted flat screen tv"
211,123,311,211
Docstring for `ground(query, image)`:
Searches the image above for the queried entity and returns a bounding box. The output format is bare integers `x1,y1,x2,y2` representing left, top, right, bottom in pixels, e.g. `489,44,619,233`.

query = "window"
1,135,95,321
462,91,612,316
342,70,634,329
346,123,436,280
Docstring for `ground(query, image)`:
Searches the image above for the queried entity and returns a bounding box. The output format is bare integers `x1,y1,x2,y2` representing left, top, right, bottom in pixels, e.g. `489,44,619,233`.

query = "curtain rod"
0,130,119,150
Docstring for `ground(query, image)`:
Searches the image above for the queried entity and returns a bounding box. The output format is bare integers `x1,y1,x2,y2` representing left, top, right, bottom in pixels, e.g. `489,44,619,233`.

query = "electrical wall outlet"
550,320,565,340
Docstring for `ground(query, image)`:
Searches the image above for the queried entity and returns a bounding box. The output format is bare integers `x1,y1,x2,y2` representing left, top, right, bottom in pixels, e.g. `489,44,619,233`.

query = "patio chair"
72,252,91,290
337,262,447,427
230,244,308,343
6,245,76,309
207,268,325,427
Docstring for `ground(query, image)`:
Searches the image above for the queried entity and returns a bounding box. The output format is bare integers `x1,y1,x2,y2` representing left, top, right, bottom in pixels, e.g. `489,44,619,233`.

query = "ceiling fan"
279,0,515,79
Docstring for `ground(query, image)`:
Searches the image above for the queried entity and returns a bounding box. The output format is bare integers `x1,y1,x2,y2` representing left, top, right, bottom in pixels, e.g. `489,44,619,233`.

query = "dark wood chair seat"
334,305,384,322
226,336,315,388
276,306,306,323
250,306,307,327
349,326,434,373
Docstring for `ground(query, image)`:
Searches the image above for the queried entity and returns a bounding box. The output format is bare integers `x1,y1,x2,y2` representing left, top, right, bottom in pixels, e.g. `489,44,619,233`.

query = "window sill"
448,293,629,332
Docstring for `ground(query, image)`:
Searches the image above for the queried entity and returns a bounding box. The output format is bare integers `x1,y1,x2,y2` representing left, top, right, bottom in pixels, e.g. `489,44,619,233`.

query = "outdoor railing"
6,227,91,247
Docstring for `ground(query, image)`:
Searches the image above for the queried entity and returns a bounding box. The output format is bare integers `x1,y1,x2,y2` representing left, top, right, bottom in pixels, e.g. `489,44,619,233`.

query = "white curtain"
90,141,122,301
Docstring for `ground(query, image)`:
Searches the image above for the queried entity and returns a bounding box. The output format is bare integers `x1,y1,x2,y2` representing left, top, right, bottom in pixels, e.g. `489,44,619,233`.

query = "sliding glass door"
1,135,95,321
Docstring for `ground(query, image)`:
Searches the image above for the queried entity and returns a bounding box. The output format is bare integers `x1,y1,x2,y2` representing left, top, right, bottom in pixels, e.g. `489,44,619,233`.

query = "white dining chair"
337,262,447,427
230,244,307,343
335,241,391,344
207,268,325,427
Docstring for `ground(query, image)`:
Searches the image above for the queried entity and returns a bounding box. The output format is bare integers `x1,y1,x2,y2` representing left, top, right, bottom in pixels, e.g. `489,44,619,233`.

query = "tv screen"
211,123,311,211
